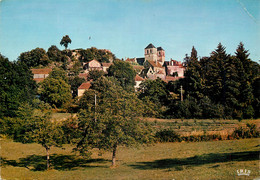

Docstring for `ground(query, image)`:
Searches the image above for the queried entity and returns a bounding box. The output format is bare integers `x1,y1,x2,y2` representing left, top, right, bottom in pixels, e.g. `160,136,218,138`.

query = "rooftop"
78,82,91,89
145,43,156,49
31,68,52,74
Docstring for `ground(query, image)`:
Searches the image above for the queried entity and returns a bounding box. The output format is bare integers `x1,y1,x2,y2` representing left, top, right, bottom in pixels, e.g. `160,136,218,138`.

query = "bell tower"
145,43,157,62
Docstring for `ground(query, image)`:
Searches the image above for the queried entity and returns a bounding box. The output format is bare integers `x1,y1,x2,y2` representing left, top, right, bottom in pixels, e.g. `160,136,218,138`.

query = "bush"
155,129,181,142
232,123,259,139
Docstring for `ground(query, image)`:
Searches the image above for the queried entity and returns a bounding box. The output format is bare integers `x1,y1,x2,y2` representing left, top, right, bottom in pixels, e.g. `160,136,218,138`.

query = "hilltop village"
31,43,185,96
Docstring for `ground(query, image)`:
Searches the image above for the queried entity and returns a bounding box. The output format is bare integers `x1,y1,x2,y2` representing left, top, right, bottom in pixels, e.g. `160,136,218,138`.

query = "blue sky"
0,0,259,62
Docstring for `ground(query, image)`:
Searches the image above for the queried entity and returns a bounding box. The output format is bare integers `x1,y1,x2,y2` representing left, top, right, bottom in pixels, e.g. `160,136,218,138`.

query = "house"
142,60,166,80
101,63,113,73
134,74,145,90
77,82,91,97
31,68,52,83
83,59,102,72
165,59,185,78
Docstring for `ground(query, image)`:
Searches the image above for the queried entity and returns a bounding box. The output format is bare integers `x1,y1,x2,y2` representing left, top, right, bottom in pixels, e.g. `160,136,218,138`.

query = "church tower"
157,47,165,65
145,43,157,62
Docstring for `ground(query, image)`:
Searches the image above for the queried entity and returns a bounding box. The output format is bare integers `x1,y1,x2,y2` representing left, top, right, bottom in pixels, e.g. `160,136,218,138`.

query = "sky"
0,0,259,62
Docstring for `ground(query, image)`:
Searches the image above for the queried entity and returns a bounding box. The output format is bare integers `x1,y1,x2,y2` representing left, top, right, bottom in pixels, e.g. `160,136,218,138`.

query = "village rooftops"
78,82,91,90
101,62,113,67
147,60,163,68
145,43,156,49
31,68,52,74
135,74,144,81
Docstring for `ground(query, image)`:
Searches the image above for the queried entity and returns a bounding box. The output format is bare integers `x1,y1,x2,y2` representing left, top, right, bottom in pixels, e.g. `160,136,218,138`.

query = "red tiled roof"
147,60,163,68
125,58,135,62
78,82,91,89
31,68,52,74
165,76,182,82
135,75,144,81
133,65,144,70
102,63,113,67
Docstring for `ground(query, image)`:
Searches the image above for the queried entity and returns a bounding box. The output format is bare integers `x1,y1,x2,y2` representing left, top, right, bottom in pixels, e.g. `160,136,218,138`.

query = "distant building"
127,43,185,82
83,59,102,72
144,43,165,65
165,59,185,78
134,74,144,90
101,62,113,73
31,68,52,83
78,82,91,97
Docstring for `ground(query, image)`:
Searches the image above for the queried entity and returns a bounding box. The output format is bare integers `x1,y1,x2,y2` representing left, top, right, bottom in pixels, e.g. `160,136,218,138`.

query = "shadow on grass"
129,151,259,170
1,154,109,171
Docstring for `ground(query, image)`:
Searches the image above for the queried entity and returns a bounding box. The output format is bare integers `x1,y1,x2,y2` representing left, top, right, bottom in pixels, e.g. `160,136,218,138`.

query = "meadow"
1,137,259,179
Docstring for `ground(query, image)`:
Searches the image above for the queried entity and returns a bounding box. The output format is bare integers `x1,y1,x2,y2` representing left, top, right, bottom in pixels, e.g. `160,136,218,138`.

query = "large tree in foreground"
74,77,153,167
60,35,72,50
16,104,63,170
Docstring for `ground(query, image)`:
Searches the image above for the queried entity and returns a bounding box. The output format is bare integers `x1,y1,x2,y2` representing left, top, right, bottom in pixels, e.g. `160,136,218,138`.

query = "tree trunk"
46,147,50,170
112,144,117,167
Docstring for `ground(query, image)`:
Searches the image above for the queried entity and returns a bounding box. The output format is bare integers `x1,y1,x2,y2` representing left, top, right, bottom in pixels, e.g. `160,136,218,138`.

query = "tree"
48,67,69,83
205,43,230,104
79,47,115,63
107,60,136,91
16,104,63,170
74,78,153,167
0,54,37,117
235,42,259,118
39,77,72,108
87,70,105,81
60,35,72,50
183,46,204,100
47,45,63,62
138,78,170,107
18,48,50,67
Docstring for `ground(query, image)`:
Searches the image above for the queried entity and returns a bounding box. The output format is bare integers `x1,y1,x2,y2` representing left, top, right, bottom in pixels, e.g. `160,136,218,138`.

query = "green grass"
1,138,259,179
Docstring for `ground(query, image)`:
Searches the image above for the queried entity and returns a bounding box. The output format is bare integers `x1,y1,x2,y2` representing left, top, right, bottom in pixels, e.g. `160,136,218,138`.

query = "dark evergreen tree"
183,46,204,100
0,54,37,117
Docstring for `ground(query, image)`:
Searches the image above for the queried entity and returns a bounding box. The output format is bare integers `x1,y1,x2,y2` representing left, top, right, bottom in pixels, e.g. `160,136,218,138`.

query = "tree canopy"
60,35,72,50
107,60,136,91
0,54,37,117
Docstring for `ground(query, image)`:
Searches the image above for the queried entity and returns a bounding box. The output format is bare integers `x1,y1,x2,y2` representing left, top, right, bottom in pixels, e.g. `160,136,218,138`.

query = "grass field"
1,137,259,180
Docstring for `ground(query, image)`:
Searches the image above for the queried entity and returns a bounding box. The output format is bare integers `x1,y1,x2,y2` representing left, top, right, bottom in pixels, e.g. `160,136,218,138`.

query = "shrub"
155,129,181,142
232,123,259,139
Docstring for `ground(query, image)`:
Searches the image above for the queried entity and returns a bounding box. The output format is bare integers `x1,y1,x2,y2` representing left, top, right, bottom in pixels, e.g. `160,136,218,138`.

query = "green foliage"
60,35,72,50
174,43,259,119
47,45,63,62
155,129,181,142
39,77,72,108
74,78,153,166
18,48,50,67
0,54,37,117
78,89,98,111
48,67,69,83
107,60,136,91
79,47,115,63
87,70,105,81
139,78,170,107
183,46,204,100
